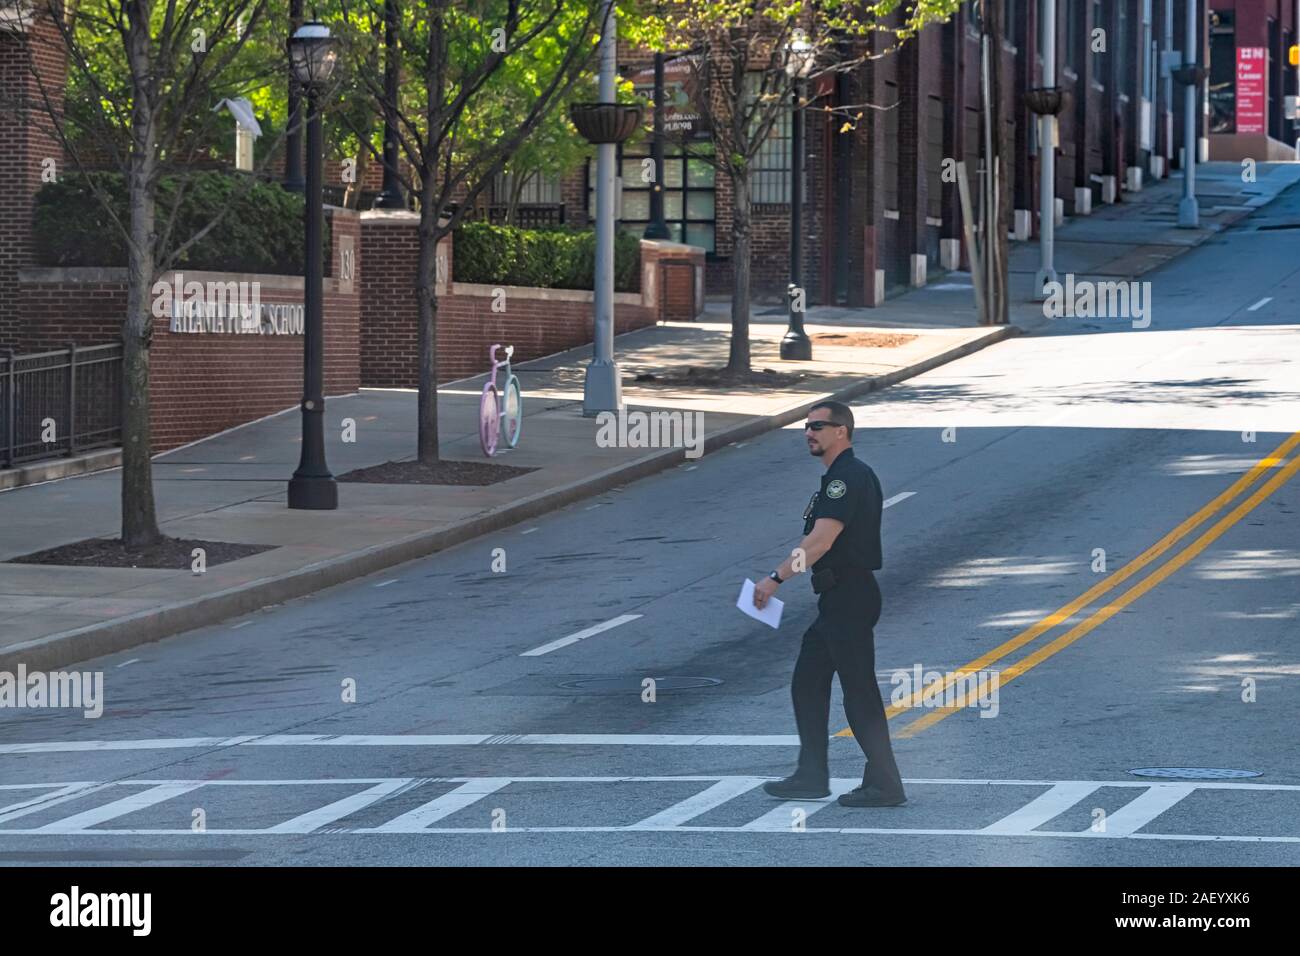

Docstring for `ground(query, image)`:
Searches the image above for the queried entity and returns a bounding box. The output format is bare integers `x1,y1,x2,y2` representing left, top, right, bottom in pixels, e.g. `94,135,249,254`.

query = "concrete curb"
0,448,122,491
1,324,1018,672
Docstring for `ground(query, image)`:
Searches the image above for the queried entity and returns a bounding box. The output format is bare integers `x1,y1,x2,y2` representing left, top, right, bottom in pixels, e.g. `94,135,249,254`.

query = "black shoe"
837,784,907,808
762,775,831,800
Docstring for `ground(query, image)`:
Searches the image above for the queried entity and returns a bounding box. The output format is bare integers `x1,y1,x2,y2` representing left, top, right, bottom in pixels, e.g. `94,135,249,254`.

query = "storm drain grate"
559,676,722,692
1128,767,1262,780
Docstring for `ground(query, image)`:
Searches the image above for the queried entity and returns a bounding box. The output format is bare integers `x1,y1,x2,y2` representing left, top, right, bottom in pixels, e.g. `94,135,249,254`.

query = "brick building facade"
524,2,1226,304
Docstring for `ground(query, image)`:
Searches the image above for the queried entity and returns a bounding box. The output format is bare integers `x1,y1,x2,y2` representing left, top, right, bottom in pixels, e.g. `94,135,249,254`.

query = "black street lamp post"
373,0,406,209
287,21,339,511
283,0,305,193
643,50,671,240
781,34,814,361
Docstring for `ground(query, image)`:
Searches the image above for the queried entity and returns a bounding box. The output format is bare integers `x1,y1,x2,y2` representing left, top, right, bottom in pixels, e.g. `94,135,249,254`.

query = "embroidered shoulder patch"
826,479,847,499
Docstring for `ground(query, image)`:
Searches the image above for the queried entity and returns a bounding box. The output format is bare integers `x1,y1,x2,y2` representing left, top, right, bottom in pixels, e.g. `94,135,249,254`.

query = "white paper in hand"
737,579,783,629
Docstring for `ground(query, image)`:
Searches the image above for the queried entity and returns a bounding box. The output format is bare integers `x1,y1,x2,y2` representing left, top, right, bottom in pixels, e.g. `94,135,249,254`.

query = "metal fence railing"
1,342,123,469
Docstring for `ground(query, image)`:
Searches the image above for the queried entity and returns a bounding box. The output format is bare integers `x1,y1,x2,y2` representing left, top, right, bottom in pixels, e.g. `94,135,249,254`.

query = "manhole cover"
559,676,722,692
1128,768,1262,780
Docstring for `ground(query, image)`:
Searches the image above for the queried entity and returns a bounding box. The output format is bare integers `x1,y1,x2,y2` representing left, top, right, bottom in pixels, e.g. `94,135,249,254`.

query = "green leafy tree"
339,0,603,464
28,0,277,547
641,0,962,374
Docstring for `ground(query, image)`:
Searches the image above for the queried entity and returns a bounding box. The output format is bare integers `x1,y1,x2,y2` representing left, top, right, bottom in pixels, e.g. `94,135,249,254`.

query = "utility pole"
1177,0,1199,228
1034,0,1058,296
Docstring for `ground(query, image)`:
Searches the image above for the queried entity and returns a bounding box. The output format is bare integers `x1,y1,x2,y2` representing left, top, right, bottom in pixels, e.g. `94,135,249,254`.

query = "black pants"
790,571,904,795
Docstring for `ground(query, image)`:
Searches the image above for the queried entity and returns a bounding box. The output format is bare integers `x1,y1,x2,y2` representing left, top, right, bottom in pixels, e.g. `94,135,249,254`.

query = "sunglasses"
804,421,841,432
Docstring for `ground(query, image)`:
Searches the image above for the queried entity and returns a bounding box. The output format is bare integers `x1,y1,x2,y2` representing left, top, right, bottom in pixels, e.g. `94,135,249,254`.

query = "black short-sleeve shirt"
801,447,884,571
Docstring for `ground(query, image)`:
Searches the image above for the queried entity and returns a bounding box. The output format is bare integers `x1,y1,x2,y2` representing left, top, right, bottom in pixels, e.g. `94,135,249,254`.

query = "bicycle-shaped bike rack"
479,343,523,457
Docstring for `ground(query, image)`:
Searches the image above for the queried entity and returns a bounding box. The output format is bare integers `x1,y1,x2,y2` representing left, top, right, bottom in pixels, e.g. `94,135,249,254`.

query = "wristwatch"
768,570,784,584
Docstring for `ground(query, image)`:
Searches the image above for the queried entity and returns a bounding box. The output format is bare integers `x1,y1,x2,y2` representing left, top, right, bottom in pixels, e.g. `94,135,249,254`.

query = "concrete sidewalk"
0,316,1013,670
3,161,1294,670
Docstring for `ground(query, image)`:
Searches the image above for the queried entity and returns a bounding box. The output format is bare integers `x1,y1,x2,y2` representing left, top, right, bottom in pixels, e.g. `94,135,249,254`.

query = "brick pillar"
0,12,67,348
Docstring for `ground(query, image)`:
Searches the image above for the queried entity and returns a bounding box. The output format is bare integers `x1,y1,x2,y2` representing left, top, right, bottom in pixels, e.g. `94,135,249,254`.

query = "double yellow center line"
837,430,1300,740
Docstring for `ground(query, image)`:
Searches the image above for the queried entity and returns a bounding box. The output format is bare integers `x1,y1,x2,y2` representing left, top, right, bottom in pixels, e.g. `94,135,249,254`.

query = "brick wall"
359,213,699,387
0,14,67,345
16,208,362,453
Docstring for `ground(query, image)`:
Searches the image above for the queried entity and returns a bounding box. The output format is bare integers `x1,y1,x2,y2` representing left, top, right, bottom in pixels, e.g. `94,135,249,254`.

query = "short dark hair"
810,400,854,439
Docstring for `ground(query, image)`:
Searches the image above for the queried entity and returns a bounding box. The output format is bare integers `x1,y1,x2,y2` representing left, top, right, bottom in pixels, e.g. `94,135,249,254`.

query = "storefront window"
1208,10,1236,134
589,140,717,253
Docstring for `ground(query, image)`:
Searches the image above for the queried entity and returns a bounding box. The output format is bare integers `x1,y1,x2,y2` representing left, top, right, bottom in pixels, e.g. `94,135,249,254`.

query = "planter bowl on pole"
570,103,644,144
1024,86,1069,116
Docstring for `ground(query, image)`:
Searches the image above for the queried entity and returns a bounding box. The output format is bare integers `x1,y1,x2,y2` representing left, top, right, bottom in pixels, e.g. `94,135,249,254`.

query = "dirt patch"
628,366,825,390
337,459,537,485
810,331,918,348
7,537,274,570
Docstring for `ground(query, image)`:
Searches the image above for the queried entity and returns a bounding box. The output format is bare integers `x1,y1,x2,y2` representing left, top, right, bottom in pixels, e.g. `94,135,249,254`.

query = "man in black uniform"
752,400,906,807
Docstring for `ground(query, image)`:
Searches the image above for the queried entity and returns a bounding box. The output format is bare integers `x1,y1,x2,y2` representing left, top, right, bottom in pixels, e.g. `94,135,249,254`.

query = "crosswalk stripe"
362,779,513,833
1103,784,1197,836
981,782,1102,835
265,779,414,834
0,783,111,825
31,783,204,834
633,777,767,830
740,779,859,831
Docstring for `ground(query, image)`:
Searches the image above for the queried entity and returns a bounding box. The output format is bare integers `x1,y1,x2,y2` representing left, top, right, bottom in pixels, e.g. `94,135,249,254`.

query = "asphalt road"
2,184,1299,867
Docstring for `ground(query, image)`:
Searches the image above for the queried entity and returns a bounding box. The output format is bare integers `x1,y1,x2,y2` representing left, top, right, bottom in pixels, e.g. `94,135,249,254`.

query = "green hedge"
33,171,328,275
453,221,640,293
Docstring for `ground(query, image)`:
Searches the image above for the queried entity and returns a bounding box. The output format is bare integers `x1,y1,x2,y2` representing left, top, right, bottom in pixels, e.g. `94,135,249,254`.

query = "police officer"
752,400,906,807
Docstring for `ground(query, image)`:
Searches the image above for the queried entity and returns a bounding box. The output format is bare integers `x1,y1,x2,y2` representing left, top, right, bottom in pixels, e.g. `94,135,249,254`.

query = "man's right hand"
753,575,779,609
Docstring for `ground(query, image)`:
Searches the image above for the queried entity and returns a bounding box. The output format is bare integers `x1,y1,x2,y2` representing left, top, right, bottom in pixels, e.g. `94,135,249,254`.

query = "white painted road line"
520,527,539,535
740,779,858,831
115,659,141,668
883,492,916,508
981,781,1101,835
265,778,414,834
1102,784,1198,836
364,779,512,833
520,613,643,657
32,782,204,834
2,777,1297,842
633,777,767,830
1247,296,1273,312
0,783,111,825
374,579,399,588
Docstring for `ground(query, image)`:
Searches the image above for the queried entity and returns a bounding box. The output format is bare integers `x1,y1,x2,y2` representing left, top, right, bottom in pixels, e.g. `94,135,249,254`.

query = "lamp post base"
288,474,338,510
582,360,623,418
1177,196,1199,229
780,329,812,361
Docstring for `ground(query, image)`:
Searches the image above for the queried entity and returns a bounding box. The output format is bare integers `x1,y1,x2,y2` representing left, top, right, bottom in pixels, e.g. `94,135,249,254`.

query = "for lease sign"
1236,46,1266,135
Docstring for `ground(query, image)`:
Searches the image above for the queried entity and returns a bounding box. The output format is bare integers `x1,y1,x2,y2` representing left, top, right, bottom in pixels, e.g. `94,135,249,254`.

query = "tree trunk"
121,153,162,547
726,168,752,373
415,201,442,464
120,9,162,549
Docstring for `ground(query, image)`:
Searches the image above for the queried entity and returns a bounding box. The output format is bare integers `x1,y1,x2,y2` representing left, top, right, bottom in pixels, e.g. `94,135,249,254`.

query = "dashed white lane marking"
1247,296,1273,312
1,777,1294,842
115,659,140,669
374,579,399,588
883,492,916,508
520,613,644,657
520,527,539,535
230,622,253,630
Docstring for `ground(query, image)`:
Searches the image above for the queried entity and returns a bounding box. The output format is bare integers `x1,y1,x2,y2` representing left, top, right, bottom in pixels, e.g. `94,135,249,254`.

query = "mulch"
336,458,537,486
629,366,824,390
6,537,274,570
810,331,918,348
